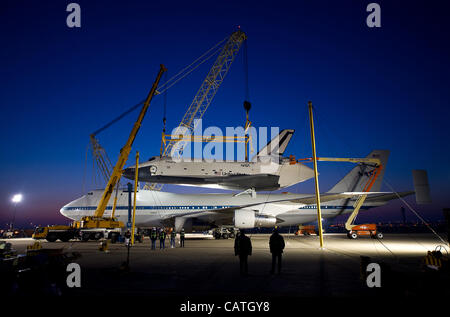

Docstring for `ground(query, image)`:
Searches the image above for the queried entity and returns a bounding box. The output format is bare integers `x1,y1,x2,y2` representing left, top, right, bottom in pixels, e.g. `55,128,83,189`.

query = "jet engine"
234,209,277,229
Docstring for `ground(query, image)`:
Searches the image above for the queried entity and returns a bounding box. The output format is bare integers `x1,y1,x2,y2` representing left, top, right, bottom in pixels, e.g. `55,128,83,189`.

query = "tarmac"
3,233,449,300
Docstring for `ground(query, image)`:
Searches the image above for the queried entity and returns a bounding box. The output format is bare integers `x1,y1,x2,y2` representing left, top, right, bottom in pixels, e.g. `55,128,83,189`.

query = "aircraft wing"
166,192,391,219
209,192,392,213
362,191,414,202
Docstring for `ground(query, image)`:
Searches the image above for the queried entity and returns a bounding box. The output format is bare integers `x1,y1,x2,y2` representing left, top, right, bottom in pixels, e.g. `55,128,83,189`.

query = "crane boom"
298,157,381,166
164,30,247,158
76,64,167,228
316,157,381,166
146,30,246,191
89,134,113,184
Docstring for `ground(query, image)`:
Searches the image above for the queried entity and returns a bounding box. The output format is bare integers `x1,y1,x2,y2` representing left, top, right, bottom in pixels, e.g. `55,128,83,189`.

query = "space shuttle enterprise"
123,129,315,191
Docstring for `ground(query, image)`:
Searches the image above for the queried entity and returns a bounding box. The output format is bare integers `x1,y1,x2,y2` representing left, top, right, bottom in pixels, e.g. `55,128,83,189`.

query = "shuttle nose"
123,166,151,181
123,167,135,180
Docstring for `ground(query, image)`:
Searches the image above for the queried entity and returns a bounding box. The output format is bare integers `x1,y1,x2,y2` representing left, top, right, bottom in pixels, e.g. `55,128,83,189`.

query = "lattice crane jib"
145,30,247,191
89,134,113,185
164,30,247,159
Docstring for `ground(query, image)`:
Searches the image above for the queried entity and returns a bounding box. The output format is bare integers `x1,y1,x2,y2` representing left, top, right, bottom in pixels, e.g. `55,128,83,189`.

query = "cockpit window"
87,192,93,195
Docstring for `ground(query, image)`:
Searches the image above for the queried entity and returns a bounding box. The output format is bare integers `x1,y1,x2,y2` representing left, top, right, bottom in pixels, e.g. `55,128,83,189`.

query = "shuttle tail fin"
254,129,294,160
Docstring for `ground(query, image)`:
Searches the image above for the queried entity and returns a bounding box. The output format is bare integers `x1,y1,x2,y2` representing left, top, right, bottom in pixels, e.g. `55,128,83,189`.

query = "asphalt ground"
1,233,449,312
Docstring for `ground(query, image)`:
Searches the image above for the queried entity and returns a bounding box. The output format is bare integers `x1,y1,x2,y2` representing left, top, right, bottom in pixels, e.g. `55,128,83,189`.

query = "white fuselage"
60,189,386,229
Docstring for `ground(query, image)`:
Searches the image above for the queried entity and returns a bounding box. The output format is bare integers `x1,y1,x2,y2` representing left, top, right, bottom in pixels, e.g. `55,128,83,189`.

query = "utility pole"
308,101,324,249
131,151,139,245
125,182,132,271
127,183,132,229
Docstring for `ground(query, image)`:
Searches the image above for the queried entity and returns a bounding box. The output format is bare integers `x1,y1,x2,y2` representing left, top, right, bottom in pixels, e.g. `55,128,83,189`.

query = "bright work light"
12,194,22,203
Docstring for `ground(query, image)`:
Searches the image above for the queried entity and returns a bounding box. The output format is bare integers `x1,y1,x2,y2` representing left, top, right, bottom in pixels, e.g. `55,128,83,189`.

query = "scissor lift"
296,155,384,239
344,164,384,239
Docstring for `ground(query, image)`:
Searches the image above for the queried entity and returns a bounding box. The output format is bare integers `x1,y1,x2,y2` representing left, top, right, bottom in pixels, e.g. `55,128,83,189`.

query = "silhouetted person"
180,228,185,247
150,227,157,250
269,228,285,274
159,228,166,249
234,230,252,276
170,228,176,248
124,230,132,246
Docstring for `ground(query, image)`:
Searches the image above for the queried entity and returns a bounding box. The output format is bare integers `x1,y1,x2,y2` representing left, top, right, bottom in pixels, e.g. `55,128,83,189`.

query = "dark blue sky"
1,0,449,227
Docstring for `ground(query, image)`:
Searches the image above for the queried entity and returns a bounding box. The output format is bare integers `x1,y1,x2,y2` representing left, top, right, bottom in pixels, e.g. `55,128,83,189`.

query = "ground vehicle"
347,224,383,239
32,226,121,242
295,225,317,236
2,230,14,238
213,227,237,239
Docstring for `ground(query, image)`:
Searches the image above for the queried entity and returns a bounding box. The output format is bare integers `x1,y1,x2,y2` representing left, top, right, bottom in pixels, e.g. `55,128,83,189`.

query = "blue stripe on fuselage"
61,205,371,211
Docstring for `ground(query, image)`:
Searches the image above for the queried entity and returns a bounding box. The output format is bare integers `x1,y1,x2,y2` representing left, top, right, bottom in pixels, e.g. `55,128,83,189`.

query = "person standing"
170,228,176,248
234,230,252,276
150,227,157,250
124,230,131,247
180,228,185,247
159,228,166,250
269,227,285,274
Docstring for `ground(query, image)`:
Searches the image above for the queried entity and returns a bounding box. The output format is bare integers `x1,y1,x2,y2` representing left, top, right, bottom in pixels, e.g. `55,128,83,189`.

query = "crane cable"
383,179,448,246
157,36,227,94
243,39,249,102
92,36,227,137
163,71,167,128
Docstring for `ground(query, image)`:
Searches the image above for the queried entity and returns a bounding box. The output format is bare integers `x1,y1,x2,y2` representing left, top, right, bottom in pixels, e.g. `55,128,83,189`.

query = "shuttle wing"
134,174,281,191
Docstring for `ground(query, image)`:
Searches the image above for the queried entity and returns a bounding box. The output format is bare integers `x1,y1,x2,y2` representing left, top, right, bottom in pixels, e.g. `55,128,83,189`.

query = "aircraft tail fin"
412,169,432,204
328,150,390,193
255,129,294,158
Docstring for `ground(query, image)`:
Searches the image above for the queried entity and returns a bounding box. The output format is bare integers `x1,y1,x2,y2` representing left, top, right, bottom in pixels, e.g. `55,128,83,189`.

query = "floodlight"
12,194,22,203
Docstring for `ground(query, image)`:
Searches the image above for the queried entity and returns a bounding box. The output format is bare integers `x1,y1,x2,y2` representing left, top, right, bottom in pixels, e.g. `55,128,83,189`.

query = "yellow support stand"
131,151,139,245
308,101,325,249
27,241,42,251
99,240,109,252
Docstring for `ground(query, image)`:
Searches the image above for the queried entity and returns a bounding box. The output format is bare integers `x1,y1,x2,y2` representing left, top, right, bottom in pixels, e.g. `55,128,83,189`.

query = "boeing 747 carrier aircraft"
61,150,416,232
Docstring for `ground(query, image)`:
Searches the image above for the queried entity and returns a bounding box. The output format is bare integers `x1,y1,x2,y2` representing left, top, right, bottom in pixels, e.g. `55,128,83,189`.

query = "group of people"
123,227,186,249
149,227,185,250
234,228,285,276
124,226,285,276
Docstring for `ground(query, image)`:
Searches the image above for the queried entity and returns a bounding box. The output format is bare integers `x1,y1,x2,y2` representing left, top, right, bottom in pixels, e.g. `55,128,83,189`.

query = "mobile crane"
33,64,167,242
80,30,247,192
